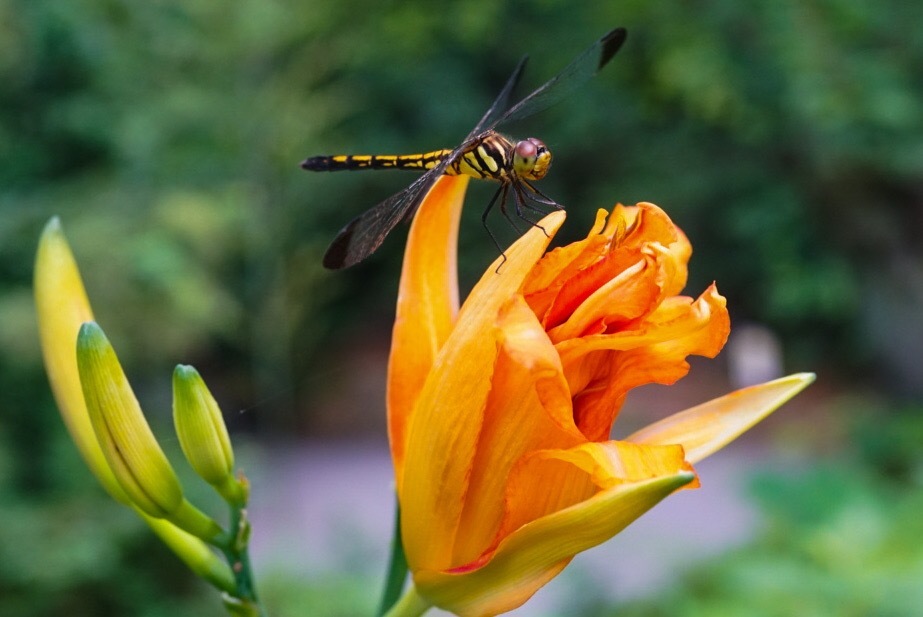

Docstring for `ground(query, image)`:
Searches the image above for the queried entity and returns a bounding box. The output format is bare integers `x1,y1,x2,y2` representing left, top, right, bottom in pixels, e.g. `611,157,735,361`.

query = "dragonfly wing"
322,160,452,269
493,27,627,129
466,55,529,140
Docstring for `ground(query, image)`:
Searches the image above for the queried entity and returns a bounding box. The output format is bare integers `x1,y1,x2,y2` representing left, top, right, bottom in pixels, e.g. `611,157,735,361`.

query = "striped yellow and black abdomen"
301,132,516,182
301,150,453,172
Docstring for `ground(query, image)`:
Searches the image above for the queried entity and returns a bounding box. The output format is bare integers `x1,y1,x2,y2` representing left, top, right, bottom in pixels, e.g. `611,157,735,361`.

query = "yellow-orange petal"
532,204,687,333
559,285,730,440
415,443,694,617
547,247,661,342
496,440,695,546
388,175,468,478
661,223,691,297
627,372,816,464
623,203,691,297
451,294,583,566
522,209,611,308
400,210,565,572
614,203,679,253
34,218,130,504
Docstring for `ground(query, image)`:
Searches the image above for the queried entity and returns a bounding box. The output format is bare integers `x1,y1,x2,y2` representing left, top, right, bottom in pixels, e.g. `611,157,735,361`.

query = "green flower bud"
77,322,184,517
76,323,224,542
173,364,245,506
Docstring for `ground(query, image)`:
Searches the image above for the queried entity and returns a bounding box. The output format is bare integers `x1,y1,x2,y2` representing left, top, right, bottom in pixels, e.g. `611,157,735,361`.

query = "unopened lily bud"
173,364,245,506
76,323,224,542
34,218,130,505
77,321,184,518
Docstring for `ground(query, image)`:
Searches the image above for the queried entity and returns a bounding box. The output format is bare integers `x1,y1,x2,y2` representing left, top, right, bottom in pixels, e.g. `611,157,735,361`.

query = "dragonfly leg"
500,183,535,236
483,184,510,271
513,184,551,238
521,179,564,209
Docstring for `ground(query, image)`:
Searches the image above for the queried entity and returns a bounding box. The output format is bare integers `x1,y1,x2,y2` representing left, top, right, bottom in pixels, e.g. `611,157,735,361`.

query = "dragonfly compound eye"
515,138,552,180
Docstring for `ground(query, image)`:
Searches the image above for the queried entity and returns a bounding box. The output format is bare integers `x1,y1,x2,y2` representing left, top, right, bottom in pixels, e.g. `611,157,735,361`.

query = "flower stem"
219,502,263,615
382,584,430,617
377,500,409,616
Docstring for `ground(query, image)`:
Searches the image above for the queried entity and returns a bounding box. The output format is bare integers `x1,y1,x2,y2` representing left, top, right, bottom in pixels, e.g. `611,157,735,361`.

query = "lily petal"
400,210,565,572
416,444,694,617
627,372,816,463
451,294,583,566
522,209,612,316
560,284,730,440
388,175,468,479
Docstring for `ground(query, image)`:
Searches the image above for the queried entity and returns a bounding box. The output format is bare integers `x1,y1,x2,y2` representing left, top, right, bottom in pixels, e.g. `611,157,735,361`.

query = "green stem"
377,501,409,616
219,503,263,615
382,584,430,617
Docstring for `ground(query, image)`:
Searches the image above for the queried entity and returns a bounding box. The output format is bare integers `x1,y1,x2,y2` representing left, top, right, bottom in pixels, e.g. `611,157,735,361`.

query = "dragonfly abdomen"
301,150,453,172
302,133,514,181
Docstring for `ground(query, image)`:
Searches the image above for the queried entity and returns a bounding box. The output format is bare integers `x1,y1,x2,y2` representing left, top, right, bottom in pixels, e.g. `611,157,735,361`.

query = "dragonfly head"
513,138,552,180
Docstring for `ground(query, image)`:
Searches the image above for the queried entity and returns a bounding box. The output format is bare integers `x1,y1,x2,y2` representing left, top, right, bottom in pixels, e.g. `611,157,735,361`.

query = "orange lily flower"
387,175,814,616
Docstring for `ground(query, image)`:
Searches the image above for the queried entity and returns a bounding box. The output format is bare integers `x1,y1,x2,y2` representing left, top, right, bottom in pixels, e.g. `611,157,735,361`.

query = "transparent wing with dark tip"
322,156,457,269
492,27,627,129
466,55,529,140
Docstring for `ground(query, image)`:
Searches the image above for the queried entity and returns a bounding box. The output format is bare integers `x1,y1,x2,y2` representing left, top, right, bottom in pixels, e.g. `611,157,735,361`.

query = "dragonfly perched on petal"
302,27,628,269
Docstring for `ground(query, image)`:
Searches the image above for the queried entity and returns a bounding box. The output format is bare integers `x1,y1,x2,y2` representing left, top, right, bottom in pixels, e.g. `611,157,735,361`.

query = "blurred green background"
2,0,922,615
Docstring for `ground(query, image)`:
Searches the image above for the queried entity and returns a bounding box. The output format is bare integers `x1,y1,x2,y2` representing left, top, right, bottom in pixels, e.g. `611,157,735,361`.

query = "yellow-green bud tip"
174,364,198,381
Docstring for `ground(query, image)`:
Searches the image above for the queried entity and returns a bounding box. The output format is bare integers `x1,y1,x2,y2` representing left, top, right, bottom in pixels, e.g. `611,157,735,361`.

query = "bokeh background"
2,1,922,615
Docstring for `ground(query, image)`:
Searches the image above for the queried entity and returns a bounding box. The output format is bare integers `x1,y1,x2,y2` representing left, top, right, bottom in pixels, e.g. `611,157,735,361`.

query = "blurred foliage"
571,403,923,617
0,426,223,617
258,573,377,617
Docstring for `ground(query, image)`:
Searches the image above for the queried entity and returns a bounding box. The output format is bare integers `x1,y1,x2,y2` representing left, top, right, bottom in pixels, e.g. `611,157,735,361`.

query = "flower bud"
173,364,245,506
77,323,224,542
34,218,129,504
77,321,184,517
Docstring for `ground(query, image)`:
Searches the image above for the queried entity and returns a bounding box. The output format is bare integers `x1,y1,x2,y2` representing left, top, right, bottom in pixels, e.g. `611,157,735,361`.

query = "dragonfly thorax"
512,137,552,181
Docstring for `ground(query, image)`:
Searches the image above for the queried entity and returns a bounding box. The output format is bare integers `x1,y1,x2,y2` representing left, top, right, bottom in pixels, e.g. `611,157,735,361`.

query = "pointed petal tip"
756,371,816,397
544,209,566,230
627,371,818,465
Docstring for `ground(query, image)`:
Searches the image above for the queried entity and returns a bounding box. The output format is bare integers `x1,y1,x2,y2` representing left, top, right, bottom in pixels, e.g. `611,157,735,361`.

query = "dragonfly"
302,27,627,270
